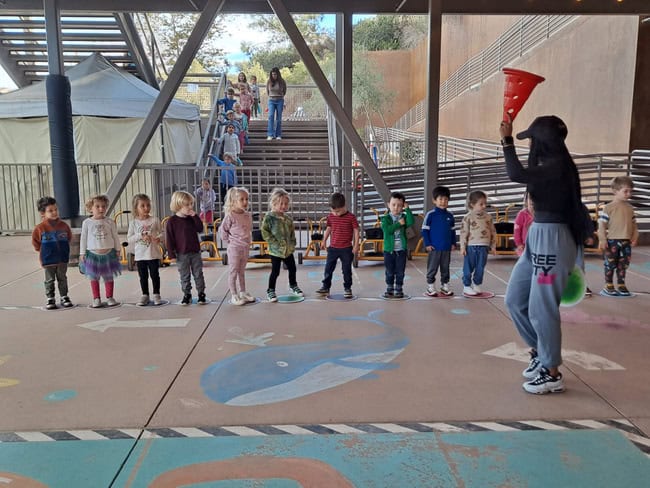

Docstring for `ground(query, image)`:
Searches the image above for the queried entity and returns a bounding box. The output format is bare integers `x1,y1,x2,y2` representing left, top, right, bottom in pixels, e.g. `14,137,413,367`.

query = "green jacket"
381,207,414,253
261,211,296,258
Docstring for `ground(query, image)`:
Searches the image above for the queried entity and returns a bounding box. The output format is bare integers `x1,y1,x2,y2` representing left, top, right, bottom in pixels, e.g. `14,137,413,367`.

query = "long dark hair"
268,67,284,86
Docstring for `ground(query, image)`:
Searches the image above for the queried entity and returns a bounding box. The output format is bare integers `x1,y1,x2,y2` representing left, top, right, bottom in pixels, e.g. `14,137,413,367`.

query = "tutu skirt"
83,249,122,281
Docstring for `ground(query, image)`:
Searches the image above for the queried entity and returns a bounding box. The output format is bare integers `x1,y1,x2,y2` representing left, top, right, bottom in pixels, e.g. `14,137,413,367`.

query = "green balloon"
561,266,586,307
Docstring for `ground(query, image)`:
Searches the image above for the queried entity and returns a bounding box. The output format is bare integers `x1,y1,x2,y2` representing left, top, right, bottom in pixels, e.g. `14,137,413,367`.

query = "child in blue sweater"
421,186,456,296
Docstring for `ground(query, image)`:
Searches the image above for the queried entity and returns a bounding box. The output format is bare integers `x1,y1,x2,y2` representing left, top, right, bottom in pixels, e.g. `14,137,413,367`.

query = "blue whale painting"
200,309,409,406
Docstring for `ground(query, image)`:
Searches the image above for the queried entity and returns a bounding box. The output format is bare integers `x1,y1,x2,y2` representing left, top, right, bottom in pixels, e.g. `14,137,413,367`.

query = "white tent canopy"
0,53,201,164
0,52,199,120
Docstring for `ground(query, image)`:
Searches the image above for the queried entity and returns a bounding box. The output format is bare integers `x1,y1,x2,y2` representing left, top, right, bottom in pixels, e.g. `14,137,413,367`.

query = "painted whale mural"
200,309,408,406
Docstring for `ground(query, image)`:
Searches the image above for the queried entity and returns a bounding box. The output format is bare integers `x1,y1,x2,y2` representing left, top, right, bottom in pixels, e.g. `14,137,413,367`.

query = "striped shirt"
327,211,359,248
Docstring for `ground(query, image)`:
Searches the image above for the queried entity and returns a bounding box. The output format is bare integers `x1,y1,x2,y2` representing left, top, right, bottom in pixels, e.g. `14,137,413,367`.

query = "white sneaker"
231,295,246,306
426,283,436,295
153,294,163,305
275,136,282,140
91,298,103,308
440,283,451,295
266,136,273,140
137,294,150,306
472,284,482,294
106,297,119,307
463,286,477,296
240,291,256,303
523,367,565,394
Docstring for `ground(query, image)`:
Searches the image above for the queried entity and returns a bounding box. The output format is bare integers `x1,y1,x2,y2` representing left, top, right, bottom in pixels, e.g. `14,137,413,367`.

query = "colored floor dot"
451,308,470,315
44,389,77,402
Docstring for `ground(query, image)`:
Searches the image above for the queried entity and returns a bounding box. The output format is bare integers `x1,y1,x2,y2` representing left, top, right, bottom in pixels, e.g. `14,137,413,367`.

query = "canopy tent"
0,52,201,164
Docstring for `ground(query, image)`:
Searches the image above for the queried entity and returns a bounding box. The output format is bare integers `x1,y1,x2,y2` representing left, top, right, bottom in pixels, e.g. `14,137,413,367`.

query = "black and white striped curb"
1,419,648,456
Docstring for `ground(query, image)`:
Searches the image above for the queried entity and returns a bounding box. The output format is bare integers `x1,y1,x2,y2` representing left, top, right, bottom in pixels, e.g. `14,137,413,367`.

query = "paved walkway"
0,235,648,487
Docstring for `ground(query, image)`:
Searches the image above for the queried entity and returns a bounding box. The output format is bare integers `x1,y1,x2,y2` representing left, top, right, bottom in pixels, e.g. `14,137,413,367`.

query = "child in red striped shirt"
316,192,360,299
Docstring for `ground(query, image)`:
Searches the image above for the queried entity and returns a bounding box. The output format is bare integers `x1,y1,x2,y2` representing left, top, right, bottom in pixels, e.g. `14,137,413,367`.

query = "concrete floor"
0,234,648,487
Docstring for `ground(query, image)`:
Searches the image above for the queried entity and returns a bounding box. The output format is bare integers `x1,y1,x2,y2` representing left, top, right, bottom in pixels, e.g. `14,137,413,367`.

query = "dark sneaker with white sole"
522,350,542,379
46,298,57,310
601,284,618,296
344,288,353,299
316,287,330,296
617,284,631,296
523,367,565,394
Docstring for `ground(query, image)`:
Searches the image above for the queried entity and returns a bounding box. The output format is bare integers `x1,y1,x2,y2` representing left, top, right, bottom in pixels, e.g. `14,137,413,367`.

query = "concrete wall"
437,16,639,154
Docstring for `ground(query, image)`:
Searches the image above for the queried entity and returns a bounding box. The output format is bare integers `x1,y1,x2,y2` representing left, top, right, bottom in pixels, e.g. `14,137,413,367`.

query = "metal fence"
395,15,577,131
3,152,649,247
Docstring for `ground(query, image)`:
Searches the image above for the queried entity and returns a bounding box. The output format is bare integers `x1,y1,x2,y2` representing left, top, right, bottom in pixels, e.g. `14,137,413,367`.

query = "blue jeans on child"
322,247,354,290
384,250,407,291
463,245,488,286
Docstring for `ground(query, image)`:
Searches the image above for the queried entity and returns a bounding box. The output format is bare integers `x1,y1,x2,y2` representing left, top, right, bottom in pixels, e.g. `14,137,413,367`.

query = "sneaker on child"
60,296,73,308
181,294,191,306
394,290,404,299
240,291,256,303
440,283,452,295
601,284,618,296
617,284,631,296
106,297,119,307
463,286,477,296
267,289,278,302
316,287,330,296
46,298,58,310
92,298,103,308
153,294,163,305
290,286,304,297
426,283,436,296
197,293,207,304
231,295,246,306
137,295,150,306
472,284,482,294
523,367,565,394
344,288,353,299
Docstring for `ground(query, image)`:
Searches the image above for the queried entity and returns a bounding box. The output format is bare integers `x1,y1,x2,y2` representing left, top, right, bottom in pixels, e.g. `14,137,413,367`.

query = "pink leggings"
227,245,248,296
91,279,114,299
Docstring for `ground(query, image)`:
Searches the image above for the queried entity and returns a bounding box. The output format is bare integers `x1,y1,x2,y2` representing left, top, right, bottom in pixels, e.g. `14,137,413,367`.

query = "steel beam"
114,12,159,89
43,0,63,75
335,12,353,197
0,46,29,87
423,0,442,213
105,0,225,214
4,0,650,15
268,0,392,203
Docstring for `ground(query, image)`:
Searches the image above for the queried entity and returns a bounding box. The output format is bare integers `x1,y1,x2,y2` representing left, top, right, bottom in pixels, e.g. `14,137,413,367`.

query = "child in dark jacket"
31,196,73,309
421,186,456,296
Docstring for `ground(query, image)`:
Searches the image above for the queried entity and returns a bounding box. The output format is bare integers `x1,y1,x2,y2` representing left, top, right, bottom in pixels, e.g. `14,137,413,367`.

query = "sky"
0,13,374,90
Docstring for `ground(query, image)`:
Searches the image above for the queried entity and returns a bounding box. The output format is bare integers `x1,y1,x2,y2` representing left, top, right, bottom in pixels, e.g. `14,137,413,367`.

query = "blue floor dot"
44,389,77,402
451,308,470,315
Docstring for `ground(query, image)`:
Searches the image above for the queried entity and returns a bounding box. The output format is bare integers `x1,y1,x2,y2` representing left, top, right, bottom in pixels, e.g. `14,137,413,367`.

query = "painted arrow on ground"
76,317,191,332
482,342,625,371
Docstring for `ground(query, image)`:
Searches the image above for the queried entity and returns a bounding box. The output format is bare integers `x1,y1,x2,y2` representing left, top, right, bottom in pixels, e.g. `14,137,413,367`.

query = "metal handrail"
395,15,577,131
196,74,226,167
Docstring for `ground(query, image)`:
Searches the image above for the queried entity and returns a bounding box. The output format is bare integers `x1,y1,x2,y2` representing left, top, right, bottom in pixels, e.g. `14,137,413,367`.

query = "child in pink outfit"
513,193,534,256
220,187,254,305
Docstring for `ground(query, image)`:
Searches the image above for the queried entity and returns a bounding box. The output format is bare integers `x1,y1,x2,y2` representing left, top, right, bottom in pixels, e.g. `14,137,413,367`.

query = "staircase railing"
196,74,227,168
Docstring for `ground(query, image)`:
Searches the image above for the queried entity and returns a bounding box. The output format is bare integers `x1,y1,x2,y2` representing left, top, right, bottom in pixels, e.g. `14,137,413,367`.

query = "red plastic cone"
502,68,545,122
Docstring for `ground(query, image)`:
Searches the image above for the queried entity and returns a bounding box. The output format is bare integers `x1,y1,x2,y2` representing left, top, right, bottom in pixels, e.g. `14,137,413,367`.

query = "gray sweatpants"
176,252,205,295
504,223,576,369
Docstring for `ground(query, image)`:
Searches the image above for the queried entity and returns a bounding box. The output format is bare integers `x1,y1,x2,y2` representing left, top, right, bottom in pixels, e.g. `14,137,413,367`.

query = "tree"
353,16,401,51
146,13,227,74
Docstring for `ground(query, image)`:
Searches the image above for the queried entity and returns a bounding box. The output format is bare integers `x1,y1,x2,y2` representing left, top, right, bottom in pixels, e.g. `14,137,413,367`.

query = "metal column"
105,0,225,214
335,12,353,202
44,0,80,222
268,0,391,203
423,0,442,212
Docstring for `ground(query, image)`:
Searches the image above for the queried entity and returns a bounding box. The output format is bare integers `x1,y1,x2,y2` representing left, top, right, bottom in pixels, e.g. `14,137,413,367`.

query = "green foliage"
353,16,401,51
147,13,227,73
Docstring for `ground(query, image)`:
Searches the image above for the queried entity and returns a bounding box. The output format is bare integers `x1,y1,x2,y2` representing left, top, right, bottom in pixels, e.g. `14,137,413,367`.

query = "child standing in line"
421,186,456,296
459,190,497,296
261,188,303,302
381,191,414,299
216,122,241,161
250,75,261,119
598,176,638,296
238,85,254,123
514,192,534,256
316,192,360,299
127,194,163,306
232,102,249,148
80,194,122,308
220,187,255,306
166,191,207,305
32,196,74,309
208,152,239,204
194,178,217,224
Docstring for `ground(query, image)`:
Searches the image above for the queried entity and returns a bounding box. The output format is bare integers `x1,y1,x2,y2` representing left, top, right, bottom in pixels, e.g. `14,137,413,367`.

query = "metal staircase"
0,12,155,87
